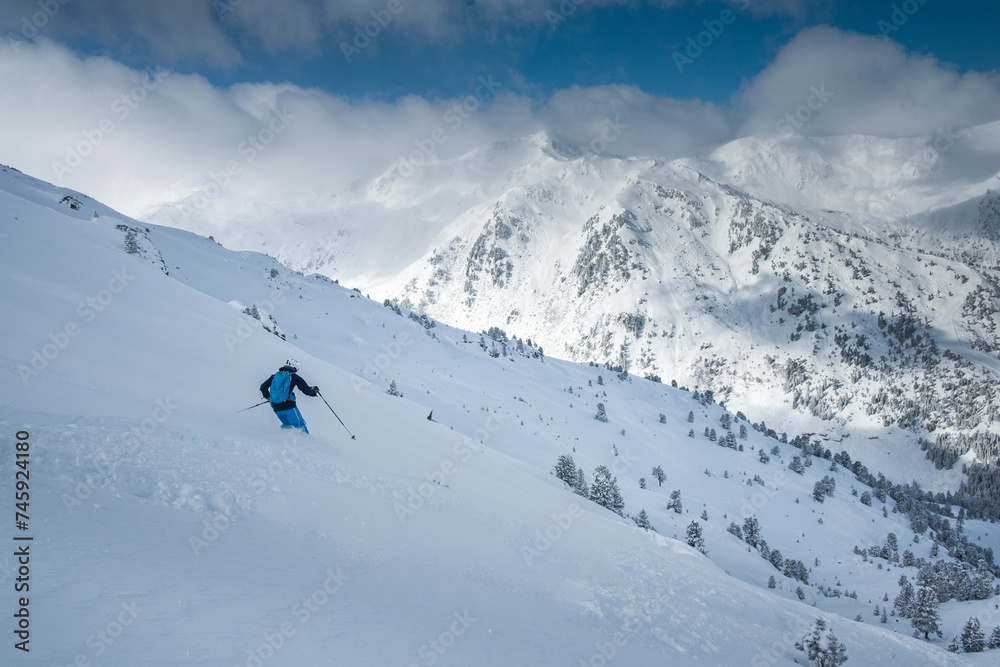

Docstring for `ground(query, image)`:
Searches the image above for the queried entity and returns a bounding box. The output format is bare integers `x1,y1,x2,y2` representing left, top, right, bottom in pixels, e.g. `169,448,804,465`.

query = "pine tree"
639,477,647,489
960,616,985,653
633,509,654,531
687,410,694,423
769,547,783,571
860,491,872,506
574,467,589,497
987,625,1000,649
880,608,888,624
813,481,827,503
946,634,963,653
387,379,401,396
789,455,805,474
652,465,666,487
659,412,666,424
686,520,707,555
892,574,913,618
554,454,577,488
742,515,761,548
589,465,625,516
124,229,140,254
595,403,608,422
910,586,942,640
739,424,748,439
700,509,709,521
726,521,743,540
795,618,848,667
759,448,770,464
668,489,682,514
767,575,776,588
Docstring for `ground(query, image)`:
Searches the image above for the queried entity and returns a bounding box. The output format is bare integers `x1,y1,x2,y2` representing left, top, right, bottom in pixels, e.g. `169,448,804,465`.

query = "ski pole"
316,390,356,440
236,400,269,413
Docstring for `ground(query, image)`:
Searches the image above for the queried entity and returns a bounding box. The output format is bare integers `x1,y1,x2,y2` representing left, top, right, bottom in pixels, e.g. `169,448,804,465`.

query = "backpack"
269,371,295,404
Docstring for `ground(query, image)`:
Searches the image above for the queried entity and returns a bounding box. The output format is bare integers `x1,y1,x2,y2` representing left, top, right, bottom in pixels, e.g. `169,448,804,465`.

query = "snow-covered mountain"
4,165,999,664
146,126,1000,485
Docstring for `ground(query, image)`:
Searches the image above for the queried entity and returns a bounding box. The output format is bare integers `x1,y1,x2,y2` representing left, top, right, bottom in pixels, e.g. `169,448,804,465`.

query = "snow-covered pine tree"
726,522,743,540
795,618,848,667
686,520,707,555
959,616,985,653
639,477,647,489
554,454,577,487
946,634,963,653
387,379,401,396
589,465,625,516
742,515,761,548
595,403,608,422
789,455,805,474
124,229,140,254
687,410,694,423
652,465,666,486
574,467,589,497
767,575,776,588
910,586,943,640
659,412,666,424
668,489,683,514
759,448,770,464
893,576,915,617
987,625,1000,649
633,509,654,531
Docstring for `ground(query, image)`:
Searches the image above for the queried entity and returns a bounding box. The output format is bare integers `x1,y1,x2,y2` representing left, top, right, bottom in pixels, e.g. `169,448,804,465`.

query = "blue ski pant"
274,406,308,434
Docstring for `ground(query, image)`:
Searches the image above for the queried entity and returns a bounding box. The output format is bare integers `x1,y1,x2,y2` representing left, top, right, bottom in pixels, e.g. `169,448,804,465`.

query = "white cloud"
0,40,731,218
736,26,1000,139
2,26,997,223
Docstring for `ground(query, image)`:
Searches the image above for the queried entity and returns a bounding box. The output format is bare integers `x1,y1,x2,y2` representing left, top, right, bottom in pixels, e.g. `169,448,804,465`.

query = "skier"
260,359,319,433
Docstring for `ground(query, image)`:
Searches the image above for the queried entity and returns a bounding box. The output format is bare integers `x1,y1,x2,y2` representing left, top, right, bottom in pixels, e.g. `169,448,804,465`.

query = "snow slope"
143,127,1000,457
1,166,996,665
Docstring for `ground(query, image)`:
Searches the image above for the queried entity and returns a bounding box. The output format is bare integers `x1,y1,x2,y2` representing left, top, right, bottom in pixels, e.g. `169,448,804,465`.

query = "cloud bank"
1,25,999,219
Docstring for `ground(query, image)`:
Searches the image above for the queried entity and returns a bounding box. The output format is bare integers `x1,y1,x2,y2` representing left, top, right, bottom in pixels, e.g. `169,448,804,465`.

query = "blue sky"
2,0,997,104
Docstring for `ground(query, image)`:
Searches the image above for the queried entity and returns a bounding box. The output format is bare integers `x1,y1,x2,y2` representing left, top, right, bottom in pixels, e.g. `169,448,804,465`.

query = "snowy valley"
2,162,1000,665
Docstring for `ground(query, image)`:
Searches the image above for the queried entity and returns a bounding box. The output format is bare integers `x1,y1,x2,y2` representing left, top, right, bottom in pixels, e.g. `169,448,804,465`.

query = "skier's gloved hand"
312,386,320,393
